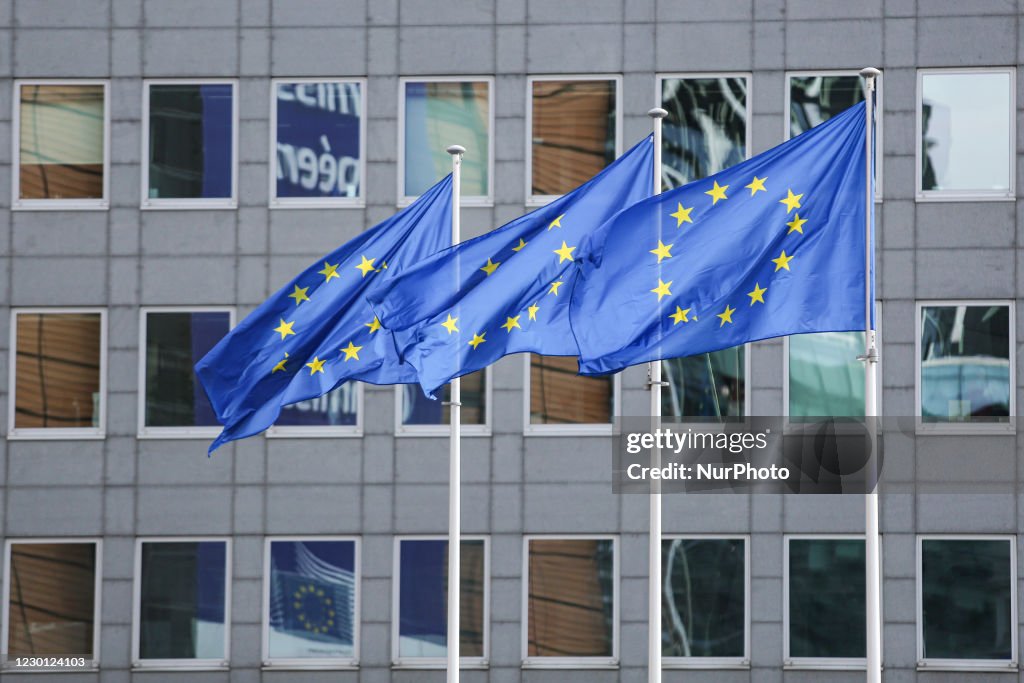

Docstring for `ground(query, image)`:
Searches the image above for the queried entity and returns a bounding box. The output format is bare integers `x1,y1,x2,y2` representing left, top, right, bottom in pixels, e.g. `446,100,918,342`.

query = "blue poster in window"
275,82,361,199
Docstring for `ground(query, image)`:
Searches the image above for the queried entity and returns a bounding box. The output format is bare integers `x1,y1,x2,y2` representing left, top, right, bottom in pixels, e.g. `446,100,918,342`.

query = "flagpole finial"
446,145,466,156
647,107,668,119
859,67,881,79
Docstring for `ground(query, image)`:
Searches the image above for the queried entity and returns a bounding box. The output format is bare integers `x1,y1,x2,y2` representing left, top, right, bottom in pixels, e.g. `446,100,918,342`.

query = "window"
658,74,749,189
133,539,230,668
522,536,618,668
270,79,365,208
12,80,109,210
527,76,621,204
788,332,867,419
263,538,359,667
918,537,1016,669
139,308,233,438
397,369,489,436
2,540,101,666
784,536,865,668
663,537,749,667
267,384,361,437
399,77,493,205
142,80,238,209
662,347,746,418
392,537,488,667
8,309,106,439
917,69,1015,200
917,302,1013,430
526,355,618,434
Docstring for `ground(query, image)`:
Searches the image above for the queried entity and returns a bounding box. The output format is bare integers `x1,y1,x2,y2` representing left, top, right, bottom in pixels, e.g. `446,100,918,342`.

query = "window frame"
397,75,495,207
783,534,871,671
8,307,108,440
394,366,493,437
141,78,240,210
914,299,1015,435
390,535,490,669
662,534,750,670
1,538,103,669
521,355,623,437
11,79,111,211
131,536,232,670
524,74,623,206
268,77,368,209
261,535,361,670
915,67,1016,202
916,534,1018,671
520,534,620,670
784,70,884,201
137,306,236,439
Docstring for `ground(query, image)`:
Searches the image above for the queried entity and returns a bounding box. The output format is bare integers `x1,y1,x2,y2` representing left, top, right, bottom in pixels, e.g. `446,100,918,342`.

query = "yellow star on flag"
717,305,736,326
441,314,459,334
364,317,381,333
548,214,564,230
747,282,767,305
670,306,690,325
274,318,296,340
705,180,728,205
501,315,521,333
512,238,527,252
786,213,807,234
271,352,289,373
745,176,767,196
340,341,362,361
553,241,576,263
355,255,376,277
651,279,672,301
318,261,340,282
288,284,310,305
772,250,794,272
305,356,326,374
468,332,486,349
650,240,673,263
779,189,803,213
528,303,540,321
670,203,694,227
375,261,388,272
480,258,500,276
548,280,563,296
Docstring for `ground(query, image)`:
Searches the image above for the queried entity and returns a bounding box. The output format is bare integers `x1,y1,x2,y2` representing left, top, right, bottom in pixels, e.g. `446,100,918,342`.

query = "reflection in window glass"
531,79,616,196
920,305,1010,423
145,312,230,428
275,384,358,427
147,83,234,200
788,538,865,659
660,76,747,189
15,312,102,430
789,75,865,137
789,332,865,419
267,540,356,660
397,540,485,659
274,81,361,200
921,539,1013,661
662,347,744,418
527,538,614,658
402,371,485,426
404,81,489,198
921,71,1012,193
662,538,745,658
18,84,105,200
7,543,97,656
139,541,226,660
530,355,612,425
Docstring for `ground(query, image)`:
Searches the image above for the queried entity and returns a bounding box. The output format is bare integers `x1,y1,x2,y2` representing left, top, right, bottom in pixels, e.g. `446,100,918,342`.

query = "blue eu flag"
571,102,870,375
368,136,655,397
195,176,453,453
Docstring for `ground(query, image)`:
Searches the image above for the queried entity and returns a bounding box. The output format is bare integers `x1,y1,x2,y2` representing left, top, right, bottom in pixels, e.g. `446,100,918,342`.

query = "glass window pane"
7,543,97,656
397,540,485,658
530,354,612,425
660,76,747,189
788,538,865,658
789,332,865,419
139,541,227,660
274,384,358,427
531,79,617,196
921,72,1012,193
527,538,615,657
148,83,234,200
15,312,102,430
662,347,744,418
662,538,745,658
920,304,1010,423
274,81,362,199
19,84,105,200
267,540,356,659
402,370,486,426
789,75,865,137
404,81,489,197
145,311,230,428
922,539,1013,660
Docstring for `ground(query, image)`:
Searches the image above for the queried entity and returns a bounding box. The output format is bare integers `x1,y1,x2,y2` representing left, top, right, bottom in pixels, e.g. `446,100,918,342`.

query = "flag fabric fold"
570,101,870,375
368,136,655,397
195,175,453,453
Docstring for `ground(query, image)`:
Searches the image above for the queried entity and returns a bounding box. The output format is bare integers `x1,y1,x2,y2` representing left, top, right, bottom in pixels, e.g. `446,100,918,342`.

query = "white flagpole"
858,67,882,683
445,144,466,683
647,107,668,683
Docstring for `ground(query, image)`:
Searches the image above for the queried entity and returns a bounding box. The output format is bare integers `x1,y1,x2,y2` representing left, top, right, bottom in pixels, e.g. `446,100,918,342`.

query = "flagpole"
647,106,668,683
445,144,466,683
859,67,882,683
